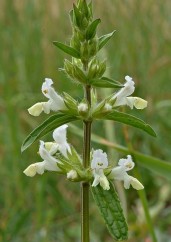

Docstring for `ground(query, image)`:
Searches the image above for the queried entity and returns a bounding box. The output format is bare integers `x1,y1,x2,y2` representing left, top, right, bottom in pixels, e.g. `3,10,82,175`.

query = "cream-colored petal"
23,164,37,177
92,174,100,187
28,103,43,116
100,175,110,190
126,97,147,109
130,176,144,190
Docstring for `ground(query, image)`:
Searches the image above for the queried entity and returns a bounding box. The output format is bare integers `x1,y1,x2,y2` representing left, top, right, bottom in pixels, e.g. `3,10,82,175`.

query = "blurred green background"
1,0,171,241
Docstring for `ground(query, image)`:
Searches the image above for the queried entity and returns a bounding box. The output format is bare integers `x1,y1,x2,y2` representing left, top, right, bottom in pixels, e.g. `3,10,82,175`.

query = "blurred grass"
0,0,171,241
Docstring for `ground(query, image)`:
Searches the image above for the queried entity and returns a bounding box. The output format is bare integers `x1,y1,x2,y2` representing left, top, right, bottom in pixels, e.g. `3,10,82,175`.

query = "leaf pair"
22,110,156,152
53,31,115,59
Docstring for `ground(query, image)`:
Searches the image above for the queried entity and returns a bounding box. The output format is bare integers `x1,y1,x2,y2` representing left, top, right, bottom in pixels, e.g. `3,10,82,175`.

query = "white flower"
109,155,144,190
78,103,88,113
91,149,110,190
104,103,112,111
23,141,60,177
52,124,71,157
112,75,147,110
28,78,66,116
67,170,78,180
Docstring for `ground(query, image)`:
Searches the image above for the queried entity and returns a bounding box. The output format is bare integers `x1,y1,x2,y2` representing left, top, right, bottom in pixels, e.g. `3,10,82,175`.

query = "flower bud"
70,34,81,51
97,60,106,78
81,41,89,60
78,102,89,118
78,102,88,112
104,103,112,112
64,59,74,78
88,39,98,58
67,170,78,180
73,65,87,84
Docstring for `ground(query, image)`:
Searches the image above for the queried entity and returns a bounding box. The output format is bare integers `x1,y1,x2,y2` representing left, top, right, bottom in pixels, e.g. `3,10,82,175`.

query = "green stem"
81,83,91,242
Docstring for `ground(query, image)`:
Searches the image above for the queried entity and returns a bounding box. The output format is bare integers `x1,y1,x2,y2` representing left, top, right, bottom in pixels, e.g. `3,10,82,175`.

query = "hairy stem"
81,72,91,241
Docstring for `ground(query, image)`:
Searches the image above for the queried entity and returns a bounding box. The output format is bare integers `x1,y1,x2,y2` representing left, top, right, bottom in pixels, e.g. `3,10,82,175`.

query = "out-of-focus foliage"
0,0,171,241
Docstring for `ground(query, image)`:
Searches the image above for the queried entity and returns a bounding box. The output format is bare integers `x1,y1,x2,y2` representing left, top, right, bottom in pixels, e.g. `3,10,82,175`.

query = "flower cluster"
28,75,147,120
24,125,143,191
24,125,70,177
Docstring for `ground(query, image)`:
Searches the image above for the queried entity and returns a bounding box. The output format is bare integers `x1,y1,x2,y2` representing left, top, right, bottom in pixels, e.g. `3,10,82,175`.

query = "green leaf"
90,77,123,88
73,4,82,27
100,110,157,137
82,0,89,18
21,113,78,152
98,31,116,50
69,9,74,24
91,183,128,241
86,18,101,40
88,1,93,18
53,41,80,58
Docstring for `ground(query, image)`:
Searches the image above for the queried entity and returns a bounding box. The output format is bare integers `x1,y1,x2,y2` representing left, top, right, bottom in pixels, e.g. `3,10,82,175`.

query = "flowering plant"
22,0,156,241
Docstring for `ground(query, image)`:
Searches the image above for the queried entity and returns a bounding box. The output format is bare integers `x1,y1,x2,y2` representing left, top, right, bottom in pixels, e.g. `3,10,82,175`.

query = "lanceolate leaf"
73,4,82,28
91,183,128,241
86,18,101,40
90,77,123,88
100,110,156,137
98,31,116,50
21,113,78,152
53,41,80,58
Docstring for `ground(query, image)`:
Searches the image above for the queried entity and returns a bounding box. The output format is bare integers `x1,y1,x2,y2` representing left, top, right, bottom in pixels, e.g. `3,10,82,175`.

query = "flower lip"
125,75,133,83
91,149,108,170
118,155,135,171
42,78,53,98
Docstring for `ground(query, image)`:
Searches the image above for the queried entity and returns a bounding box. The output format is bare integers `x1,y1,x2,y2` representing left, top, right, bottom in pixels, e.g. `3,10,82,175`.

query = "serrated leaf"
53,41,80,58
98,31,116,50
99,110,156,137
86,18,101,40
90,77,123,88
91,182,128,241
21,113,78,152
